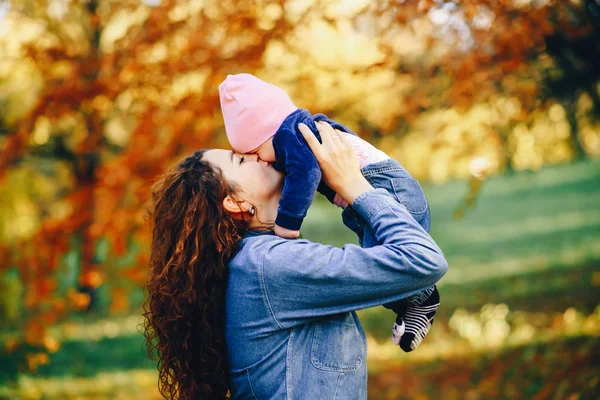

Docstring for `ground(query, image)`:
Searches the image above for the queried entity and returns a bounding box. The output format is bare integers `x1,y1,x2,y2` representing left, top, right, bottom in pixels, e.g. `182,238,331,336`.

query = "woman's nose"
247,154,260,162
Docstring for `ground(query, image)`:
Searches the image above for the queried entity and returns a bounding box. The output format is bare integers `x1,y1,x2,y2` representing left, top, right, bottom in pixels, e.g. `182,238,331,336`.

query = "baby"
219,73,440,352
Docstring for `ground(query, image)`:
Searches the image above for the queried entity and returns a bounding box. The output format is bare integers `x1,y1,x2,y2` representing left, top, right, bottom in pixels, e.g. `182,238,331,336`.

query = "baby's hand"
274,224,301,239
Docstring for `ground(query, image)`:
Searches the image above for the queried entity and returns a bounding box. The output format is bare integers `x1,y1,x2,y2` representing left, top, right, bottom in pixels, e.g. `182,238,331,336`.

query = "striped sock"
398,286,440,352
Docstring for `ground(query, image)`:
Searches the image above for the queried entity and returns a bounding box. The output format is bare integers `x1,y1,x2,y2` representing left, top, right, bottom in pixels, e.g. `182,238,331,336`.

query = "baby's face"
252,137,276,162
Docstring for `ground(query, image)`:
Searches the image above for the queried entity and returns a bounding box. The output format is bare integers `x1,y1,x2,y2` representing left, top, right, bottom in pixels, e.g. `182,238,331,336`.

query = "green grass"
0,336,155,383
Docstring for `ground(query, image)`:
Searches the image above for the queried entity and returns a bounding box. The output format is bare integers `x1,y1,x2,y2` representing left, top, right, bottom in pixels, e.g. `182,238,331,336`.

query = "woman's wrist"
337,177,374,204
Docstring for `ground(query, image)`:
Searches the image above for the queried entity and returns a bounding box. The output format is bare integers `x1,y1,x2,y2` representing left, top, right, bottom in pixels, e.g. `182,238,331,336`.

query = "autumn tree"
0,0,299,351
367,0,599,168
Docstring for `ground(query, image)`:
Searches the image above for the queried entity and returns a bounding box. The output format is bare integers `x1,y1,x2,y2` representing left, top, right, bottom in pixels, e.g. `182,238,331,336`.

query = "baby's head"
219,73,297,161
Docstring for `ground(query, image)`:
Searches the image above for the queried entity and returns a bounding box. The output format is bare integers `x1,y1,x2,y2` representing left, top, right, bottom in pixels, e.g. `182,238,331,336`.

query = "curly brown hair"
142,150,249,399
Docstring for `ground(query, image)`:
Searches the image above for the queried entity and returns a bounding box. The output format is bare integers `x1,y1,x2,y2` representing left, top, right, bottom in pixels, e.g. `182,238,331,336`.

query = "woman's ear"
223,195,250,217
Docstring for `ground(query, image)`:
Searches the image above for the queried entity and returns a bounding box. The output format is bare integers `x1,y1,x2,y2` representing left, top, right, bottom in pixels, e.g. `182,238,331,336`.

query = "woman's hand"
298,121,373,204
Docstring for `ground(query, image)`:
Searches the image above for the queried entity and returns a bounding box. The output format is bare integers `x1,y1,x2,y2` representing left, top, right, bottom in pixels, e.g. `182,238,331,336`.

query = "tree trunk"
75,0,102,305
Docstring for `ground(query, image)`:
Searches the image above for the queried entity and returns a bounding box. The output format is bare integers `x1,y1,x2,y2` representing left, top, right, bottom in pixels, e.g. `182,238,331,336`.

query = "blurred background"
0,0,599,398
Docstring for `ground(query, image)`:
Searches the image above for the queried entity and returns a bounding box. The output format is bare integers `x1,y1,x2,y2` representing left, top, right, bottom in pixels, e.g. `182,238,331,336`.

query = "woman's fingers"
298,123,323,159
315,120,335,148
333,128,346,141
299,121,369,203
332,128,349,151
322,122,345,151
317,121,347,153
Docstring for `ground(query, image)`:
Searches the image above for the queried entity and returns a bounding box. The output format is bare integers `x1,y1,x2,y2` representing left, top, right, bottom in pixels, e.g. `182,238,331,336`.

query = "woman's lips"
255,155,271,168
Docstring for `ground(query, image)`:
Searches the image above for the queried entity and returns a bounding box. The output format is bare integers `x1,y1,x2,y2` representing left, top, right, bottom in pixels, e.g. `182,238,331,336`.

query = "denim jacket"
225,189,448,399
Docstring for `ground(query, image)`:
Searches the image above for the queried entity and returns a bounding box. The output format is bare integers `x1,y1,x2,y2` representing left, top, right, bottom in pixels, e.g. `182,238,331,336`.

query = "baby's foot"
399,286,440,352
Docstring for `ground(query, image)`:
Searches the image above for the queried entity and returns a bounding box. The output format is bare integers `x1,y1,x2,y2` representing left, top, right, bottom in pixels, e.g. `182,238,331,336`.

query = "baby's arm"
273,127,322,237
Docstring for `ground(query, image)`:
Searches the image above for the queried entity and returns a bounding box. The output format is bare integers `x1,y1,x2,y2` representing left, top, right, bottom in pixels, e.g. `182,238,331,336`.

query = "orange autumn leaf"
24,322,46,347
80,270,103,289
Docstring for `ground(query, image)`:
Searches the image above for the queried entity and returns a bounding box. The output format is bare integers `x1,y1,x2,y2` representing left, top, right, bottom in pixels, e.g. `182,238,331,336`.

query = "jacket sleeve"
260,189,448,329
273,128,321,231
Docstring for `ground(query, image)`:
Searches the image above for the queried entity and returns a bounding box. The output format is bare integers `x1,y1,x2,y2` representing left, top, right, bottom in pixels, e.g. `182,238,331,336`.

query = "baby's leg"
360,158,431,241
342,158,439,352
315,118,440,351
341,158,430,243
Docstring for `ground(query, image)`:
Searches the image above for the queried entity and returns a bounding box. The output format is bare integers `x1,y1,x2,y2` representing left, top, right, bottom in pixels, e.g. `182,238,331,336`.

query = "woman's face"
202,149,283,214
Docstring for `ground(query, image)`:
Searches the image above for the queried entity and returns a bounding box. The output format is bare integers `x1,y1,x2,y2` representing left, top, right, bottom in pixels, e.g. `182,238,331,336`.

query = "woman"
142,122,448,399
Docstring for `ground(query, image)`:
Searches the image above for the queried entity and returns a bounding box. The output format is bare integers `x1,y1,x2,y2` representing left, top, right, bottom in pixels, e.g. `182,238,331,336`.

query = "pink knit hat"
219,73,297,153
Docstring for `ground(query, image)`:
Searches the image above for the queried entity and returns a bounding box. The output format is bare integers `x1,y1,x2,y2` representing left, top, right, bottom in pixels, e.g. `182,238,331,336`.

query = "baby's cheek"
259,150,276,162
256,140,277,162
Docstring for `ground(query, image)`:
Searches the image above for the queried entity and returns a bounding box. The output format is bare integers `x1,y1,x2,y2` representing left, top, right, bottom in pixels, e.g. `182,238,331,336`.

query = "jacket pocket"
390,176,429,215
311,313,364,372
